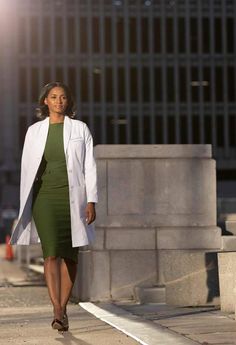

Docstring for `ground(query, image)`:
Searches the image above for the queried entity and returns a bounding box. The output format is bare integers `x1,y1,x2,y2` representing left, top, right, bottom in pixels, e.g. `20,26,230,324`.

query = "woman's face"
44,87,68,115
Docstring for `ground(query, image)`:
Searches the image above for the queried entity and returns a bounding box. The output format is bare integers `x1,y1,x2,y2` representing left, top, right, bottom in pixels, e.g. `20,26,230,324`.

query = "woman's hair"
36,81,76,119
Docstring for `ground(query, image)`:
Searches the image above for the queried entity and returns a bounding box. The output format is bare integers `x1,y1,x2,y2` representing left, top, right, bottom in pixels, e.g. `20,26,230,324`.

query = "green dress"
32,122,78,263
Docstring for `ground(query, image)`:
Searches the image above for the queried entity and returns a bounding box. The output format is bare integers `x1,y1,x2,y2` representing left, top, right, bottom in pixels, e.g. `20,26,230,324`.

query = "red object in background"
5,235,14,261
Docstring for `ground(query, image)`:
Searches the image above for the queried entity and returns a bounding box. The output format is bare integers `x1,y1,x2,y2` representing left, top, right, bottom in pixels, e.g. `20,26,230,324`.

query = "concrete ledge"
218,252,236,312
106,229,156,250
157,227,221,249
221,236,236,251
95,144,212,159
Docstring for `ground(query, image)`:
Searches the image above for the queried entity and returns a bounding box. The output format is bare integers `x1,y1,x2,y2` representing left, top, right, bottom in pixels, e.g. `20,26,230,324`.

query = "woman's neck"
49,114,65,124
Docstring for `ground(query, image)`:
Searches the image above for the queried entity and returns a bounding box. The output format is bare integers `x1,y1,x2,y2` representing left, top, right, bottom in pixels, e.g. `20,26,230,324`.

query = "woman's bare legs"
44,256,62,320
60,258,77,316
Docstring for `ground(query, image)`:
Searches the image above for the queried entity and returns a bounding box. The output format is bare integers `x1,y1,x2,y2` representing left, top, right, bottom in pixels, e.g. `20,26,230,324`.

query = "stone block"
158,250,220,306
94,144,212,159
89,251,111,301
225,220,236,235
100,158,216,226
221,236,236,251
106,229,156,250
110,250,157,299
91,228,105,250
157,227,221,250
218,252,236,312
134,285,166,303
95,160,107,217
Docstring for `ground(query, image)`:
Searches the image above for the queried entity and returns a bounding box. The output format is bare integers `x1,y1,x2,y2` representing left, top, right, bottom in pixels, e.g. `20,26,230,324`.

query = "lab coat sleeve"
84,124,98,203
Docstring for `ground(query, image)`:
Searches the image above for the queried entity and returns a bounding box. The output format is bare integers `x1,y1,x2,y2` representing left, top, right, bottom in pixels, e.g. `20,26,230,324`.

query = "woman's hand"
85,202,96,224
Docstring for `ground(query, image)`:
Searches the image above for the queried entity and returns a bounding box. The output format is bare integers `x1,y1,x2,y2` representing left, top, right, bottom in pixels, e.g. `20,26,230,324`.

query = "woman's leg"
60,258,77,315
44,256,62,320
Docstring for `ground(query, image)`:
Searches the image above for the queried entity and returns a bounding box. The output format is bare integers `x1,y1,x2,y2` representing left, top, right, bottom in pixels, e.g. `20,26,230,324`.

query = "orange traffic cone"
5,235,14,261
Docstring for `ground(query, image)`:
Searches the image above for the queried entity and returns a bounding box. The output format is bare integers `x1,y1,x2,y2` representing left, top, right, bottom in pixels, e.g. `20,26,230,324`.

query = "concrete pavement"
2,243,236,344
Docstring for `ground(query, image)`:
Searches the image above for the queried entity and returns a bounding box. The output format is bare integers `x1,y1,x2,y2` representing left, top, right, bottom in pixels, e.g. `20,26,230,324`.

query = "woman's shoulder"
28,118,47,132
71,118,88,128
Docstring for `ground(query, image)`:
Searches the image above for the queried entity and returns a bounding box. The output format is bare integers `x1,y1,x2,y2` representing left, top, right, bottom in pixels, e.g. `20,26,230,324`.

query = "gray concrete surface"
76,145,221,304
218,251,236,312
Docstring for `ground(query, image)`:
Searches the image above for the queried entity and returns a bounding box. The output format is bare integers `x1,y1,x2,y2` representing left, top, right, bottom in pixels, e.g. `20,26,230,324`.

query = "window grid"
13,0,236,168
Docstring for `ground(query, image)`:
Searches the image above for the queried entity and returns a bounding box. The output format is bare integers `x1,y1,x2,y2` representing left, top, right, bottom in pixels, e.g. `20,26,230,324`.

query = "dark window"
215,66,223,102
93,71,101,102
56,67,63,82
192,115,200,144
143,116,151,144
203,67,211,102
179,67,187,102
19,67,27,103
19,116,27,149
43,67,51,85
190,17,198,53
31,67,39,102
166,17,174,53
93,116,102,145
117,17,124,53
216,115,224,147
204,115,212,144
80,17,88,53
142,67,150,102
178,17,186,53
227,17,234,54
30,17,39,53
106,116,115,144
105,67,113,102
55,17,63,53
43,17,51,54
229,115,236,146
68,67,76,96
155,116,163,144
81,67,88,102
105,17,112,53
131,116,139,144
154,67,162,102
202,17,210,53
130,67,138,102
180,115,188,143
228,66,235,102
67,17,76,53
92,17,100,53
214,17,222,53
129,17,137,53
18,17,27,54
118,67,125,102
191,67,199,103
167,67,175,102
118,117,127,144
153,17,161,53
141,17,149,53
168,116,175,143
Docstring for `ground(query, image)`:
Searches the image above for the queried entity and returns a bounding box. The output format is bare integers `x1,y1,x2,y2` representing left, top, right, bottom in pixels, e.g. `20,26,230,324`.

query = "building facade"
0,0,236,206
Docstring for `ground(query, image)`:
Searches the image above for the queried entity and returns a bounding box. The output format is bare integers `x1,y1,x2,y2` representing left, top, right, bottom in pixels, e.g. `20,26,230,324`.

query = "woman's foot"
62,313,69,331
51,318,64,331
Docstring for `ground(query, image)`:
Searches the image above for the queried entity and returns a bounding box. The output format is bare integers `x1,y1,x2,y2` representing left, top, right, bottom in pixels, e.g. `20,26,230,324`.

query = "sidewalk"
2,243,236,345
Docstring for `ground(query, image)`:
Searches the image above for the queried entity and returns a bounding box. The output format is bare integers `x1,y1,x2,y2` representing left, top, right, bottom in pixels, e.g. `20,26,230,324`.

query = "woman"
10,82,98,332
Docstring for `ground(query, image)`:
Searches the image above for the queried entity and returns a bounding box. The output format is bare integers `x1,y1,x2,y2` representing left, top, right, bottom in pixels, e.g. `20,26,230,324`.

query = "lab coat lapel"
63,116,72,156
36,117,49,157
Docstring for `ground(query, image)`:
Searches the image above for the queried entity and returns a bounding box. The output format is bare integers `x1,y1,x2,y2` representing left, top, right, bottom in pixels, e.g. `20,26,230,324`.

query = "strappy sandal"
51,318,64,331
62,314,69,331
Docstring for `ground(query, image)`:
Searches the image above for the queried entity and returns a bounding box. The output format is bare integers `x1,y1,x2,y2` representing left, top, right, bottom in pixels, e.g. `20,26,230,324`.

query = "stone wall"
73,145,222,305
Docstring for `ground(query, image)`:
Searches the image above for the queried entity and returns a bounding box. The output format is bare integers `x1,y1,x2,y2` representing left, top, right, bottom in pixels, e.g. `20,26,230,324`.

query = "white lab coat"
10,116,98,247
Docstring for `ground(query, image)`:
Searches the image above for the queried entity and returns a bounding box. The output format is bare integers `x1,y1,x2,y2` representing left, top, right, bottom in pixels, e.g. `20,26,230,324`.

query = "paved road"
0,245,139,345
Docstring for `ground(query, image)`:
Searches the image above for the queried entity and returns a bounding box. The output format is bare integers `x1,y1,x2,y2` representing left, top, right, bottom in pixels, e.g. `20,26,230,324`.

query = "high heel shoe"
51,318,64,331
62,313,69,331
